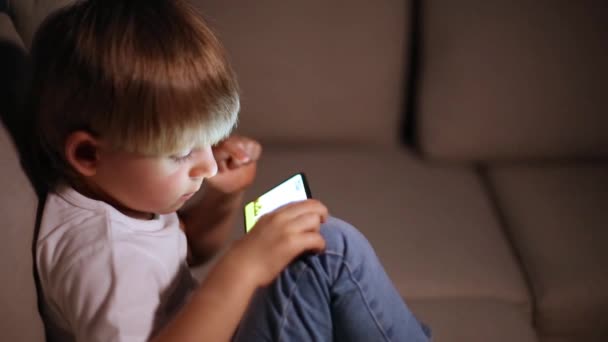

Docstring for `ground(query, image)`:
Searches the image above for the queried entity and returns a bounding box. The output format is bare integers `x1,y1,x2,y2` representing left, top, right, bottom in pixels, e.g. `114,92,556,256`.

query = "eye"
171,150,194,163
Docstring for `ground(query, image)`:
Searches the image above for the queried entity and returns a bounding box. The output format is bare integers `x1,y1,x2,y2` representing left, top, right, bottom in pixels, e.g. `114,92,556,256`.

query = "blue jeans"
233,217,431,341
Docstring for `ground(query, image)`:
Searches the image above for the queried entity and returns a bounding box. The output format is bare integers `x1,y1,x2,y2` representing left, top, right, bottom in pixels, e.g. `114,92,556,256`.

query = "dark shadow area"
0,39,29,145
32,194,49,341
0,38,46,197
400,0,422,151
0,38,32,157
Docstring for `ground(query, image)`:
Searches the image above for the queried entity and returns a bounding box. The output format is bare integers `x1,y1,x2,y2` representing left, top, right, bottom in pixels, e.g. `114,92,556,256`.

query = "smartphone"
244,173,312,233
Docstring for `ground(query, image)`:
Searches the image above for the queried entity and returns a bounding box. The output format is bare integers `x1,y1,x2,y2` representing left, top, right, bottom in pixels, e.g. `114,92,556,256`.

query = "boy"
32,0,430,341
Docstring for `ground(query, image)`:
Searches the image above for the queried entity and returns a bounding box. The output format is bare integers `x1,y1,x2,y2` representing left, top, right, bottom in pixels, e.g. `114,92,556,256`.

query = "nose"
189,146,218,179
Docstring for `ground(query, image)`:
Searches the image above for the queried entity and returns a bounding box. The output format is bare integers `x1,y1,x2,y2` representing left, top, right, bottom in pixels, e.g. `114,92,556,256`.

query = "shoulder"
36,189,175,289
36,191,112,278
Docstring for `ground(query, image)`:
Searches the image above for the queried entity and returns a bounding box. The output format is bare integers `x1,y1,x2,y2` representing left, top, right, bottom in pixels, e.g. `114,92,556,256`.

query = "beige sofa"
1,1,606,341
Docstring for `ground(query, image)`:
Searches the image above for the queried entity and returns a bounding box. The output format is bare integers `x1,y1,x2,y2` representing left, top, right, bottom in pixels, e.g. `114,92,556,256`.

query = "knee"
320,217,375,257
316,217,383,283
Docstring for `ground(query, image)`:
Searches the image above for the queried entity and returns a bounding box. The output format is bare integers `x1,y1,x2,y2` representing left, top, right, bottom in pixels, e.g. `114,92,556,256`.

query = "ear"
64,131,101,177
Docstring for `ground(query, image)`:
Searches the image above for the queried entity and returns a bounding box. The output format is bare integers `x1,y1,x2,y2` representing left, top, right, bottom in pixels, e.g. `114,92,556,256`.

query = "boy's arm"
152,247,257,342
178,182,244,266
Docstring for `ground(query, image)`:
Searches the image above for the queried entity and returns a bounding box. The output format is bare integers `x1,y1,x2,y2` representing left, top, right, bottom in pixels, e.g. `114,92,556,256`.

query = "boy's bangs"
102,88,240,156
144,99,239,156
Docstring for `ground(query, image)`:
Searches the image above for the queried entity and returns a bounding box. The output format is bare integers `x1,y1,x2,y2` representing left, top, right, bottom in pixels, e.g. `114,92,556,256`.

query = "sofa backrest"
12,0,414,148
193,0,412,147
0,12,45,342
416,0,608,161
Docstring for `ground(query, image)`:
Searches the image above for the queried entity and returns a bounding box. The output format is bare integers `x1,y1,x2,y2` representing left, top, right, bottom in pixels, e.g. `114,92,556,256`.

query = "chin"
159,202,185,214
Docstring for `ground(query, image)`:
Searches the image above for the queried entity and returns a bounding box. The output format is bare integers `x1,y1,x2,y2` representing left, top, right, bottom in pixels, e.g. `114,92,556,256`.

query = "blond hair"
30,0,239,185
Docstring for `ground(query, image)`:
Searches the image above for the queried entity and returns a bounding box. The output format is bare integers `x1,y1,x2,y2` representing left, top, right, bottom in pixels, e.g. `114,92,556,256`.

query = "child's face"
91,146,218,218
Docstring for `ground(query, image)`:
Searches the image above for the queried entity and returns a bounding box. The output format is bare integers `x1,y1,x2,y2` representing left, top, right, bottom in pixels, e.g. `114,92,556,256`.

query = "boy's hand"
207,135,262,194
225,199,329,287
180,135,260,265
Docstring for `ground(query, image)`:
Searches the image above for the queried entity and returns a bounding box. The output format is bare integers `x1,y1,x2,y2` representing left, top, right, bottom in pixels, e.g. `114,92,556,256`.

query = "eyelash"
171,151,194,163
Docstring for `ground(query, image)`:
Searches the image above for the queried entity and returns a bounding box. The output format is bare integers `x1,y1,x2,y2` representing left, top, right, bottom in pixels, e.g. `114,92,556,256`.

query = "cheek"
113,162,180,205
160,171,186,194
139,165,184,196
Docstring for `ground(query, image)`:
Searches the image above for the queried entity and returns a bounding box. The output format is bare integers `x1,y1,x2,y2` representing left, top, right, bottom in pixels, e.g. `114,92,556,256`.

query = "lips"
181,192,195,200
181,186,201,201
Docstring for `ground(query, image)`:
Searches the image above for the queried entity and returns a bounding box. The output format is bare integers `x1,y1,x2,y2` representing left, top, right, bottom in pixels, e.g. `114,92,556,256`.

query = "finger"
285,211,325,234
220,139,251,163
227,160,256,173
217,159,228,173
304,232,327,253
242,140,262,161
252,201,327,234
212,146,232,163
274,199,329,222
225,136,262,161
283,232,326,258
226,155,248,169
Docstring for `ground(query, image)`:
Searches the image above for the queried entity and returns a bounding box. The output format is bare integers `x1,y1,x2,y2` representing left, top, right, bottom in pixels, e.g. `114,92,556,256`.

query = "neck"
68,178,156,220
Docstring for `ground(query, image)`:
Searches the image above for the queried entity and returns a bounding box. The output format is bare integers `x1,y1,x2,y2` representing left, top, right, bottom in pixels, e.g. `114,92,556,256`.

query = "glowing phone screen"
244,173,311,232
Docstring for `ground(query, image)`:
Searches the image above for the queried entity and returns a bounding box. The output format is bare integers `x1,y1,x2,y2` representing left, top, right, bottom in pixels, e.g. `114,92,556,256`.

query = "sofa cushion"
0,120,45,342
542,336,607,342
487,164,608,338
0,136,45,342
417,0,608,160
408,299,537,342
193,0,411,146
236,147,531,311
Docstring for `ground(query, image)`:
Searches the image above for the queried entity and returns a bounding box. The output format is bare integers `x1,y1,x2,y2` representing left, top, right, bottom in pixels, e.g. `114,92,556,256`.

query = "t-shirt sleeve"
53,243,167,342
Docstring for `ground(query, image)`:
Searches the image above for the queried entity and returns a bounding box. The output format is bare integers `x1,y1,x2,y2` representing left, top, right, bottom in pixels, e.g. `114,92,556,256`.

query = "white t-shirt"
36,185,198,342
